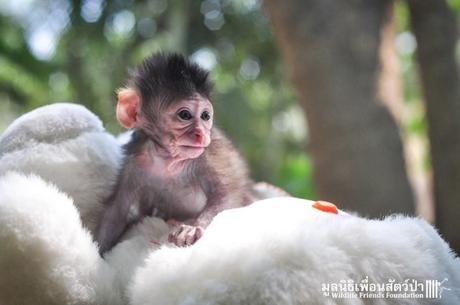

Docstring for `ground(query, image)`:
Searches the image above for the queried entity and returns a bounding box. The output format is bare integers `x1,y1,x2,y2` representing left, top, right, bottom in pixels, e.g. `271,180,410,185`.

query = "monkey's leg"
251,182,291,200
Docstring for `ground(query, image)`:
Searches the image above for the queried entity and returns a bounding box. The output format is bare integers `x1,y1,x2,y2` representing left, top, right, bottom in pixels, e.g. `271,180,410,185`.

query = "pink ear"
116,88,141,128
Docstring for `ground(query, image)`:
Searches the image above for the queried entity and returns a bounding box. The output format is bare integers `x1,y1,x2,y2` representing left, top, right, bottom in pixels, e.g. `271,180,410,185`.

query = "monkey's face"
163,95,213,160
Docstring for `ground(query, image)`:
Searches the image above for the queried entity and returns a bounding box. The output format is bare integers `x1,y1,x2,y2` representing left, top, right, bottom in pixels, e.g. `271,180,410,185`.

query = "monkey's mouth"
180,144,208,149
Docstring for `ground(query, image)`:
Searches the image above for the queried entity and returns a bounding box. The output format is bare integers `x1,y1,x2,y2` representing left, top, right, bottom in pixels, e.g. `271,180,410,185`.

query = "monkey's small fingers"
168,225,186,246
177,229,189,247
185,227,198,245
184,232,194,246
168,225,204,247
184,226,204,246
168,225,183,243
195,226,204,240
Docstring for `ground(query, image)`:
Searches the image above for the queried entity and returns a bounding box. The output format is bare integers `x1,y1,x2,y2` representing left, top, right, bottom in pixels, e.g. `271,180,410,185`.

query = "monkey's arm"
194,192,243,228
167,183,232,247
95,174,142,255
168,190,244,247
194,137,252,228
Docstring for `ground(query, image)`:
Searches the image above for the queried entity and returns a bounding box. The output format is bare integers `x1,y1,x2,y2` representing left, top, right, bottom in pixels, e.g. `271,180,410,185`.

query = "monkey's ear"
116,88,141,128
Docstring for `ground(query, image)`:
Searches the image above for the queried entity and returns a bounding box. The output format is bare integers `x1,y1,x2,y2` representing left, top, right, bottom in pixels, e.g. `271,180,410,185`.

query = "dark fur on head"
128,53,214,112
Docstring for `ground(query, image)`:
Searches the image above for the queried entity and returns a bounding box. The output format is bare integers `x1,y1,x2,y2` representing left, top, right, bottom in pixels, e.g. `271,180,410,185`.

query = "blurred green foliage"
0,0,313,198
0,0,449,199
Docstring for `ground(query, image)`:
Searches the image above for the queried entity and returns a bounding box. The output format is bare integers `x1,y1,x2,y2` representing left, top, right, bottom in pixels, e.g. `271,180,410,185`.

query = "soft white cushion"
0,103,459,305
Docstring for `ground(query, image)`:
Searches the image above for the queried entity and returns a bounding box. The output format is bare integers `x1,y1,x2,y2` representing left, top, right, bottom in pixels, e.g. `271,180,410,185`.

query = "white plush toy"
0,103,459,305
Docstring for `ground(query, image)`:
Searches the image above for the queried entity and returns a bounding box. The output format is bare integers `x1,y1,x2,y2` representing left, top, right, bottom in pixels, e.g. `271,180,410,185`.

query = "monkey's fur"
95,53,253,254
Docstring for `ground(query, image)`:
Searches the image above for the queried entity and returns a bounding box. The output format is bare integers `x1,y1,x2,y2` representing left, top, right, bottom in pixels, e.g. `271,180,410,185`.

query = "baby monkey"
96,53,253,254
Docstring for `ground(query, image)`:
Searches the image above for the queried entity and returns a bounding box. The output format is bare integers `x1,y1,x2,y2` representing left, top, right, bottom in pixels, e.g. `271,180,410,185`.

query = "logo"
321,277,451,300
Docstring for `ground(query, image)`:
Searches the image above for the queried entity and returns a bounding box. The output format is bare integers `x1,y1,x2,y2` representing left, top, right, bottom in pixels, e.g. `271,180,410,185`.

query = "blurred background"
0,0,459,253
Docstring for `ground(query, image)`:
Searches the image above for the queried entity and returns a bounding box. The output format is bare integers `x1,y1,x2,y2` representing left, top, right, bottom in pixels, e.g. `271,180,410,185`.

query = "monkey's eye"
178,109,193,120
201,111,211,121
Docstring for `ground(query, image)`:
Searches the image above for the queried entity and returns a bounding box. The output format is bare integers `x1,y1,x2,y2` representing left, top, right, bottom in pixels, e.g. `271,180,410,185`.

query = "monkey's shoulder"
208,127,240,152
122,130,148,156
202,127,251,190
207,128,246,167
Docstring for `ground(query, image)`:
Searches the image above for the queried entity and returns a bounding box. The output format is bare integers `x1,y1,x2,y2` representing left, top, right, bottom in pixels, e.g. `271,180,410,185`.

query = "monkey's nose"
195,132,203,143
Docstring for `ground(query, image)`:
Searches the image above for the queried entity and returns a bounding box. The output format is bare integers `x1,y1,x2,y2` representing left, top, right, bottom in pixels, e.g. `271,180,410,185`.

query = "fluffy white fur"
0,103,122,234
0,103,459,305
0,172,123,305
130,199,460,305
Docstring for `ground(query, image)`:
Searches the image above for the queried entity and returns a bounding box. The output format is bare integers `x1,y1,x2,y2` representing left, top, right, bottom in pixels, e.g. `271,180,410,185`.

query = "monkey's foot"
168,224,204,247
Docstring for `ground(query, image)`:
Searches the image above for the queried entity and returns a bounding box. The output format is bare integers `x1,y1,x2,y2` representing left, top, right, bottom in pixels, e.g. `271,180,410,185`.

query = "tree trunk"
264,0,415,217
408,0,460,254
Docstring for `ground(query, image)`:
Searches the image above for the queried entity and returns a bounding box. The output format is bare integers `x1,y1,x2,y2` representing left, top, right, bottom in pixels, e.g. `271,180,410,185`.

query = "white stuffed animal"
0,103,459,305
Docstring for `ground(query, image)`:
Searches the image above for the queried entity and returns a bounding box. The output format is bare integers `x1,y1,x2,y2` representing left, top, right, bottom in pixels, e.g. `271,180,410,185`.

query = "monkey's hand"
168,222,204,247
